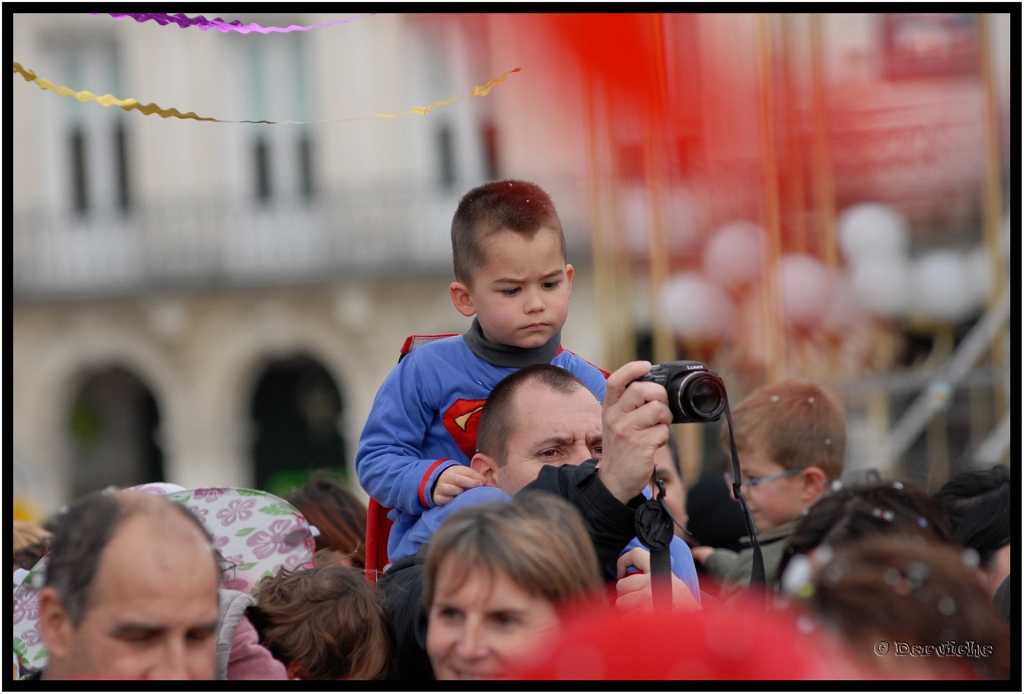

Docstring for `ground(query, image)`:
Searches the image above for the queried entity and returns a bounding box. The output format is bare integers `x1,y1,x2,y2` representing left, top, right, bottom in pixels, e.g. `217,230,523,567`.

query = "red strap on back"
365,498,394,584
400,334,460,356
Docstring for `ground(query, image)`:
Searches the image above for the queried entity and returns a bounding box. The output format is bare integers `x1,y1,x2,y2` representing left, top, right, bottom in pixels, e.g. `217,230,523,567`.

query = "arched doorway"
68,366,165,499
250,354,346,497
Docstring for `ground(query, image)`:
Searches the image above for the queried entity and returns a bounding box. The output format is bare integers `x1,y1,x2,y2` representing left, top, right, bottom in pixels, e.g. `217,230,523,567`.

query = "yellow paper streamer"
13,62,520,124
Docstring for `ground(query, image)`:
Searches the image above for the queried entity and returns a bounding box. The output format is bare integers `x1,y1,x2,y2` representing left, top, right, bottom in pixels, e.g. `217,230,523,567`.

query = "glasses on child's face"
725,466,806,489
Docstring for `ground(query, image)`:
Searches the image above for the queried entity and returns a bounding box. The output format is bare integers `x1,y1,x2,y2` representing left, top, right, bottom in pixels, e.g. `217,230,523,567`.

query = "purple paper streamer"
98,13,370,34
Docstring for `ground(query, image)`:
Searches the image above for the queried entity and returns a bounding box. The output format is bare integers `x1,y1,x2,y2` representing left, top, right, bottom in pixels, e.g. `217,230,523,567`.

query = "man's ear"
801,466,827,501
37,587,74,663
564,264,574,298
449,282,476,318
470,453,500,487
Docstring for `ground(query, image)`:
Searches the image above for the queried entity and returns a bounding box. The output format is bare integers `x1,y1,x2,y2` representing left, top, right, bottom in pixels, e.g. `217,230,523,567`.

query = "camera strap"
634,476,674,611
723,402,767,607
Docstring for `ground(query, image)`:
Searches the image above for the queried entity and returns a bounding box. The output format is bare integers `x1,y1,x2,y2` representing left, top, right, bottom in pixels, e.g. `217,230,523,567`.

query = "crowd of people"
14,180,1012,681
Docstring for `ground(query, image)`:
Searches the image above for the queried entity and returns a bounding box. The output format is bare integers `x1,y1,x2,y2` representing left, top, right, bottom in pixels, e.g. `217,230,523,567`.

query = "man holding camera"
379,360,700,679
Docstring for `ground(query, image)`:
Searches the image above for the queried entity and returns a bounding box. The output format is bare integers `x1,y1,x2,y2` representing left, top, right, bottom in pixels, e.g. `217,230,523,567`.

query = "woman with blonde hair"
424,492,604,680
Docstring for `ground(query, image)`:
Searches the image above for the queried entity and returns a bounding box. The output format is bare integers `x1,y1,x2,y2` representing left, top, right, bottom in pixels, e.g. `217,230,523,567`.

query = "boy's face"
733,448,814,533
451,226,573,349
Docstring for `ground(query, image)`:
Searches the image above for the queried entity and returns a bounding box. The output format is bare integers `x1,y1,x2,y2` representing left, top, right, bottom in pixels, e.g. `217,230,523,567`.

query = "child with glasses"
691,379,846,603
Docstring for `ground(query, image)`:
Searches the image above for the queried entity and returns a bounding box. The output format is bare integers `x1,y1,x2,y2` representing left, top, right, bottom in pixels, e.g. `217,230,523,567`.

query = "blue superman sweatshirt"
355,320,607,560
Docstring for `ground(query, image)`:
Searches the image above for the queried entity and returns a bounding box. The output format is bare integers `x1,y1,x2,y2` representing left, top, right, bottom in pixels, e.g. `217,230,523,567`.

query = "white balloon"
665,187,704,255
620,186,649,257
1003,211,1011,260
850,257,911,318
821,271,865,334
911,251,977,323
659,272,736,341
964,248,993,306
837,203,910,263
702,221,764,289
779,254,832,327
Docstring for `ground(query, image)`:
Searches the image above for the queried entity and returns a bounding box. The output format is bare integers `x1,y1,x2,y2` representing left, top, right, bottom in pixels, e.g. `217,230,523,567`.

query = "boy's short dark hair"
721,380,845,482
451,179,566,285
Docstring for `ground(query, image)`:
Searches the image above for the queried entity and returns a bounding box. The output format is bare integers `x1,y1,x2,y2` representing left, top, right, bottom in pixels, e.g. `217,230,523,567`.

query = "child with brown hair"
247,565,395,680
356,180,607,564
693,379,846,602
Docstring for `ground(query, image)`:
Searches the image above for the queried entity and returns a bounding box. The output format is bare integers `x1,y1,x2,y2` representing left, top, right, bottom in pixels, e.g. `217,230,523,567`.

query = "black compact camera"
634,360,727,424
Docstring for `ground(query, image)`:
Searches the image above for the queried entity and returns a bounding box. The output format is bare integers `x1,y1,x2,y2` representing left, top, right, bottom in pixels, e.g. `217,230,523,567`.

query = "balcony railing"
12,180,594,300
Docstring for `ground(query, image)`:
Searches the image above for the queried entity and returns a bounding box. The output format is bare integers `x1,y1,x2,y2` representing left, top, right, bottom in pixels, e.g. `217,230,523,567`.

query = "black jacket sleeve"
521,459,645,572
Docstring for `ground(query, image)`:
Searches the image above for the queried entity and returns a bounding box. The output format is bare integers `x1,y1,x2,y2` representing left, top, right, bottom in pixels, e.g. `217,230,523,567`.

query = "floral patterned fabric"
164,488,315,595
11,487,314,676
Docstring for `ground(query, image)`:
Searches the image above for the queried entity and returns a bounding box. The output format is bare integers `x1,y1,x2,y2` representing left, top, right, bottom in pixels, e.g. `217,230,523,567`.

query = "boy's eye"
502,287,521,297
542,281,559,290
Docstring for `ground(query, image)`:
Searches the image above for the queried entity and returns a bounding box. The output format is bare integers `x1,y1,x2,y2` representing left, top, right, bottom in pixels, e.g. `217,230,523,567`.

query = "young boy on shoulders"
692,380,846,603
356,180,608,564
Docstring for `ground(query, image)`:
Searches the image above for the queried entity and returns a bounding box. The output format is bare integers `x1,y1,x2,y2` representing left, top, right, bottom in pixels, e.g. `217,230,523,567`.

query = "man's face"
464,227,573,349
46,515,221,680
492,381,603,495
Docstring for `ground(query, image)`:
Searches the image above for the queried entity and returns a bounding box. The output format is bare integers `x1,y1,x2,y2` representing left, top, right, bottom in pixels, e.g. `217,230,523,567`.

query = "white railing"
12,180,595,299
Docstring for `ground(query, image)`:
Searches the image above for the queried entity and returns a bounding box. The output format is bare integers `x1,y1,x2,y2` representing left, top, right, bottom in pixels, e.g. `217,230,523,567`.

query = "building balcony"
12,180,594,301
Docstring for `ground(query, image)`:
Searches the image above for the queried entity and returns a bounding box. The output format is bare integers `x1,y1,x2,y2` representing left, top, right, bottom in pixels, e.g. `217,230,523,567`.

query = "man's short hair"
475,364,595,465
248,565,395,680
451,179,566,285
44,491,213,626
721,379,846,482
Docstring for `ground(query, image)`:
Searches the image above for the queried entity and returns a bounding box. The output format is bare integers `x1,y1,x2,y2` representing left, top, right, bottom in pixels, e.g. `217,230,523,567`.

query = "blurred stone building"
12,13,1010,516
11,13,603,514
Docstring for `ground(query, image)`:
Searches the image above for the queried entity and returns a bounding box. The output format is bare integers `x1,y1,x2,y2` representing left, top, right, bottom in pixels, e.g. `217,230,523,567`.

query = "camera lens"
687,376,724,418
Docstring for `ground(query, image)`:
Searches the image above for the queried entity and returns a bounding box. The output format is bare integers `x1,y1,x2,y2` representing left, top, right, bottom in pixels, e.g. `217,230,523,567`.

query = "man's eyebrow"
535,436,574,449
586,434,603,446
109,623,165,638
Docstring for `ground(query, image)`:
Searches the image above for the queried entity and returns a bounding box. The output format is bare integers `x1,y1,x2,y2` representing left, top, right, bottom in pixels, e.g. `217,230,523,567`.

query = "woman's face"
427,559,560,680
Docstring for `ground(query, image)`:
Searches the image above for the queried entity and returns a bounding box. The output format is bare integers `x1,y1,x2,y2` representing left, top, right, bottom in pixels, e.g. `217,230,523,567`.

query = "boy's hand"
690,546,714,565
615,547,701,612
432,466,488,506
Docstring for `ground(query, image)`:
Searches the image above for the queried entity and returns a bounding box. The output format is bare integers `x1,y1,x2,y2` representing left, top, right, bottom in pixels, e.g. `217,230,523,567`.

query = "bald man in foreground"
34,491,222,680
